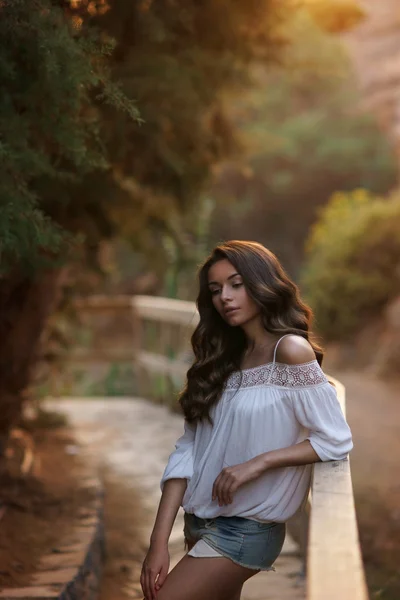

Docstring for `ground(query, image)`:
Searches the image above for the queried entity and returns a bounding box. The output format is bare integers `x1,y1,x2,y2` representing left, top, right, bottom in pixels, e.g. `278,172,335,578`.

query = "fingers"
212,469,234,506
140,565,157,600
148,569,157,600
213,472,225,505
147,572,152,600
218,477,228,506
222,481,233,505
155,565,167,591
147,571,152,600
140,569,146,598
211,475,219,501
140,567,149,600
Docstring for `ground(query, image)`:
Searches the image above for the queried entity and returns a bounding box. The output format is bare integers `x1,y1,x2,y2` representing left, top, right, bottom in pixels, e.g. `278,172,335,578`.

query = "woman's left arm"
213,384,352,505
212,440,320,506
212,338,353,506
257,438,321,471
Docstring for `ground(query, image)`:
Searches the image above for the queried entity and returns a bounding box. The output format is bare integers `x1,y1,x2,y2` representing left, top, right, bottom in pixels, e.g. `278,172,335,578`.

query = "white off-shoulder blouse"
160,356,353,523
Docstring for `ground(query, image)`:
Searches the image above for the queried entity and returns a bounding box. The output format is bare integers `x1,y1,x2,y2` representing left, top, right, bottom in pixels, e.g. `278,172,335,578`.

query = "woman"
140,240,353,600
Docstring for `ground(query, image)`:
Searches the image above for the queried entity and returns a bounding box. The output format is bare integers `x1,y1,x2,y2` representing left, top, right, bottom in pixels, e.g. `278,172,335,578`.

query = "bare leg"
154,543,258,600
183,538,247,600
184,538,244,600
229,583,244,600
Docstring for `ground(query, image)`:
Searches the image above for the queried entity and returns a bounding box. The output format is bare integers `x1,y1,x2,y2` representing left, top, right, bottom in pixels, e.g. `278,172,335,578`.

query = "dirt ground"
0,425,93,590
98,469,148,600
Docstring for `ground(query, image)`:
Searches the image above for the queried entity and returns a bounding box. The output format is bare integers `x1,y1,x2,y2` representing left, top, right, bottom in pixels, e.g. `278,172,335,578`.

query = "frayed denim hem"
186,535,276,572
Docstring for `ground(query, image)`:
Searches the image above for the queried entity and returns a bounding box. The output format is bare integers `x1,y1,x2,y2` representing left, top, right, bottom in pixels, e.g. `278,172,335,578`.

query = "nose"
220,285,233,303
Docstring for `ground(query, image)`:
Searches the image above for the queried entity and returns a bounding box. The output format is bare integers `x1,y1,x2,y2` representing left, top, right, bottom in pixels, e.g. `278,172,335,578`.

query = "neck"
241,316,277,352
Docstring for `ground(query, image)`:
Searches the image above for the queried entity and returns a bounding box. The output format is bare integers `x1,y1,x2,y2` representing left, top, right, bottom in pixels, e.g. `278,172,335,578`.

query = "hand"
140,541,170,600
212,457,265,506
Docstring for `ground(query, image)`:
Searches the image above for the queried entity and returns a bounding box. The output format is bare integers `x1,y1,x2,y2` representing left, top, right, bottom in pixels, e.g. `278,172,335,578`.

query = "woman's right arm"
150,477,188,546
141,418,196,599
141,479,187,600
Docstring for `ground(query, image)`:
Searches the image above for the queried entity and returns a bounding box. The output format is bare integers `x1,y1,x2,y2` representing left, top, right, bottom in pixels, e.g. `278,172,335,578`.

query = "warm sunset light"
1,1,399,599
302,0,365,33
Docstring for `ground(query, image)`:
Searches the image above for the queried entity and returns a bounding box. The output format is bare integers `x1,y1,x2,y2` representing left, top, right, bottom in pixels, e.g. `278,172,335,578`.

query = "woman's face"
207,259,260,326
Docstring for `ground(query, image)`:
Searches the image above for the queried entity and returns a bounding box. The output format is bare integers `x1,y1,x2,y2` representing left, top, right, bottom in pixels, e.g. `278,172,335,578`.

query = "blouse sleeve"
160,419,196,492
291,377,353,462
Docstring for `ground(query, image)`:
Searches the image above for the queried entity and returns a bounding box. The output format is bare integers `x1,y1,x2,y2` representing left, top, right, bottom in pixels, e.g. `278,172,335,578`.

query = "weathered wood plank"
132,295,199,326
136,350,189,378
73,294,132,310
307,383,368,600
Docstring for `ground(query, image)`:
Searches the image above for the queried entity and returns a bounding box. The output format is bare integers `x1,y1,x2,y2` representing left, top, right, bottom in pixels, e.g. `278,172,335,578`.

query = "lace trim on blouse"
225,360,327,390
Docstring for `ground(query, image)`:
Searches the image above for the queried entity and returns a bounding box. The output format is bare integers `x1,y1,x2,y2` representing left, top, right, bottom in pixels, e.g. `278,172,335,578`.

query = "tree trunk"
0,268,62,451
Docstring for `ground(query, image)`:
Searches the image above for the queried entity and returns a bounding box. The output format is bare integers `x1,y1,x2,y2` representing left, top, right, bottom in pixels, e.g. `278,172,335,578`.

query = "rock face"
338,2,400,376
341,0,400,161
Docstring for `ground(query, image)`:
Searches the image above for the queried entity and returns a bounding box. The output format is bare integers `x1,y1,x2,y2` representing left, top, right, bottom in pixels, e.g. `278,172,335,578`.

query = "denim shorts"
183,512,286,572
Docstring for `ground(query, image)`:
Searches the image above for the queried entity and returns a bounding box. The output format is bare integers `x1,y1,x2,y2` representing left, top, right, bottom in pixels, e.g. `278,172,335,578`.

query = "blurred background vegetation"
1,0,400,595
1,0,399,424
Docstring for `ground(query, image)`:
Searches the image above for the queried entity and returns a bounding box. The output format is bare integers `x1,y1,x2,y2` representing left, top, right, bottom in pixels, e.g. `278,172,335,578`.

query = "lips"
224,307,239,315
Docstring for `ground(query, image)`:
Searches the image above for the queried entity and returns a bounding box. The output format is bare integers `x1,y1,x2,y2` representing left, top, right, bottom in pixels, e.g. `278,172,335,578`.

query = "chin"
236,313,258,327
226,321,241,327
225,314,247,327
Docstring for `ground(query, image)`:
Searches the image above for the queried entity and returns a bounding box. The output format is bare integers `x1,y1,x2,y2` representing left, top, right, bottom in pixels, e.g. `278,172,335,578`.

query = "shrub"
301,188,400,340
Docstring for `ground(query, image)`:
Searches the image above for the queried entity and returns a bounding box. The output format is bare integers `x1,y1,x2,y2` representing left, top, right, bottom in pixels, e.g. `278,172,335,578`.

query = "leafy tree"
0,0,138,442
0,0,301,439
301,188,400,339
0,0,139,272
79,0,295,263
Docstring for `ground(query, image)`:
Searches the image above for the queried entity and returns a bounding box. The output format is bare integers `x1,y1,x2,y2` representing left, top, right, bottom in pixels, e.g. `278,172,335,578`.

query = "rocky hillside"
341,0,400,162
331,2,400,376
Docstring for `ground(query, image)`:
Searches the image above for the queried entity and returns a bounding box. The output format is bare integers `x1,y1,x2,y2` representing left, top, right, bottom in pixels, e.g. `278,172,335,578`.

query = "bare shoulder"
276,335,316,365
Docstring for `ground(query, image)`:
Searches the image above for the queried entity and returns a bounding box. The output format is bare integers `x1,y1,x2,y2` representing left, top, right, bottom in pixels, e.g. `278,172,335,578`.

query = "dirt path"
334,370,400,495
52,398,305,600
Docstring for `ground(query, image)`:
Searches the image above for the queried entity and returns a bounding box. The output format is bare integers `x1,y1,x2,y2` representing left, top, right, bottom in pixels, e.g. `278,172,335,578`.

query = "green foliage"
0,0,139,274
81,0,295,261
209,10,397,276
0,0,373,278
0,0,302,278
301,188,400,340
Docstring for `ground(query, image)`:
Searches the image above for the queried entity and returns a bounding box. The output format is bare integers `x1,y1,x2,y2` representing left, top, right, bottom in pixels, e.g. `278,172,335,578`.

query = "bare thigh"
155,539,258,600
184,540,243,600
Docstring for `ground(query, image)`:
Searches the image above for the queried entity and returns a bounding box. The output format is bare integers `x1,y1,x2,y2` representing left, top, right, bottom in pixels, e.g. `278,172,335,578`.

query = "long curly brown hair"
179,241,323,425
